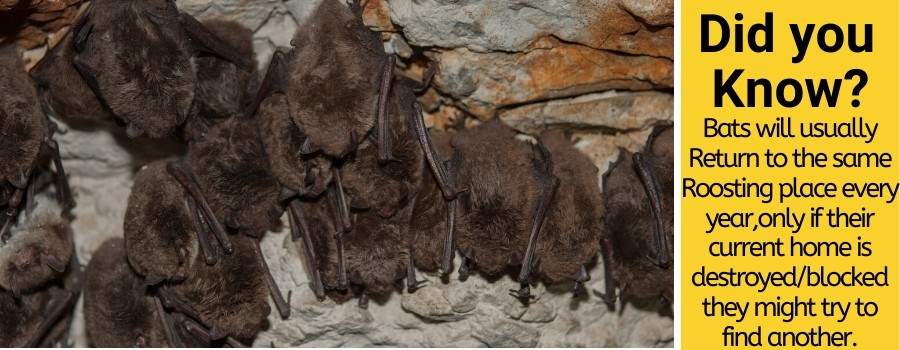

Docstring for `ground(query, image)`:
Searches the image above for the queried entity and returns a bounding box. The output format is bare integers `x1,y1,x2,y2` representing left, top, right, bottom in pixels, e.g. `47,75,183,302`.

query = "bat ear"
178,12,254,71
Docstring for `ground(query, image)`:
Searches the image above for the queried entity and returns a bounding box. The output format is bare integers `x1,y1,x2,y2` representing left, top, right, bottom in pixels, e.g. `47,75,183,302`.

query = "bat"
1,43,73,241
600,124,673,306
68,0,253,138
449,120,557,302
265,0,386,158
84,238,174,347
531,130,603,296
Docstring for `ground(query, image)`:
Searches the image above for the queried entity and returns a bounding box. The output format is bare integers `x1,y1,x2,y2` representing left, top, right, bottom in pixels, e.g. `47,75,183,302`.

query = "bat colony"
1,0,673,346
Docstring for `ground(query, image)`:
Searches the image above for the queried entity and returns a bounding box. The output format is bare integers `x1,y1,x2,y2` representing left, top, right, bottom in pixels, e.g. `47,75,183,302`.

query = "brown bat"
0,44,73,242
450,119,558,302
164,234,272,344
0,239,83,347
84,238,175,347
271,0,387,158
124,160,208,285
175,115,292,319
68,0,252,138
125,163,274,342
600,124,673,306
532,130,603,295
0,201,73,295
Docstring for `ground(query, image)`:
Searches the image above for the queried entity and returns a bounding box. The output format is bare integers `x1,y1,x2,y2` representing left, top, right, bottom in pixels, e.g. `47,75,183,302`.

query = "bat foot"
457,261,470,281
358,294,369,309
594,290,617,307
508,284,535,304
571,281,586,297
406,279,428,294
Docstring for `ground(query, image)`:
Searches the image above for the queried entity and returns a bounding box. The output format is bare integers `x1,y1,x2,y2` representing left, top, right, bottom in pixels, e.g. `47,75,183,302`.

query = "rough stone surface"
435,38,673,118
10,0,674,347
387,0,673,56
501,91,674,134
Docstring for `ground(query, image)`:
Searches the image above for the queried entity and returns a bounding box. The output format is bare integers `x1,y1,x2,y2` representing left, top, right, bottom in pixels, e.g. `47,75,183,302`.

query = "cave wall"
11,0,673,347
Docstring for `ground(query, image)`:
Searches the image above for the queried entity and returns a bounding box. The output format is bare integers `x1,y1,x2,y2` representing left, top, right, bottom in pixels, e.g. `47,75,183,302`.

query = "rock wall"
12,0,673,347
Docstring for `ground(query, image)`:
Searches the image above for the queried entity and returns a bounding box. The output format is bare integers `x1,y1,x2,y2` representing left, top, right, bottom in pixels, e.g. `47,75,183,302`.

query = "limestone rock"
501,91,674,134
388,0,673,57
435,38,673,118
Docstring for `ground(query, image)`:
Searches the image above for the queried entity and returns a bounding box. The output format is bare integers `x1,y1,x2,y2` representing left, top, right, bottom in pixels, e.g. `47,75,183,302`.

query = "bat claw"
508,284,536,304
407,279,428,293
571,281,586,297
358,294,369,309
594,290,617,306
300,138,318,155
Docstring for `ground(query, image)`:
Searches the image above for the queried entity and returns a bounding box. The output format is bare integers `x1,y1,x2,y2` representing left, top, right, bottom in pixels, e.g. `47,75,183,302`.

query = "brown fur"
71,0,250,139
601,125,673,302
258,93,333,197
409,130,454,272
0,202,73,295
171,234,270,343
341,84,423,218
285,0,387,157
124,160,196,283
185,117,282,237
71,0,196,138
534,130,602,284
344,209,409,298
453,120,543,277
29,31,114,124
0,43,47,183
84,238,168,347
0,287,48,347
191,19,258,124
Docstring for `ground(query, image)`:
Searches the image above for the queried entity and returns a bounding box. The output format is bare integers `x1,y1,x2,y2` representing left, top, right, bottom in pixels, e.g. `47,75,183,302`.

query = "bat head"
0,44,47,183
84,238,167,347
124,161,196,284
0,201,73,295
286,0,387,158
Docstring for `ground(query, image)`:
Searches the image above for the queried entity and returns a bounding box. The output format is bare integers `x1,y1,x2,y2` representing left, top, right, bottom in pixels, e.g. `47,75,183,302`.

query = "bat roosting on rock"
0,44,73,242
601,124,673,306
67,0,253,139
